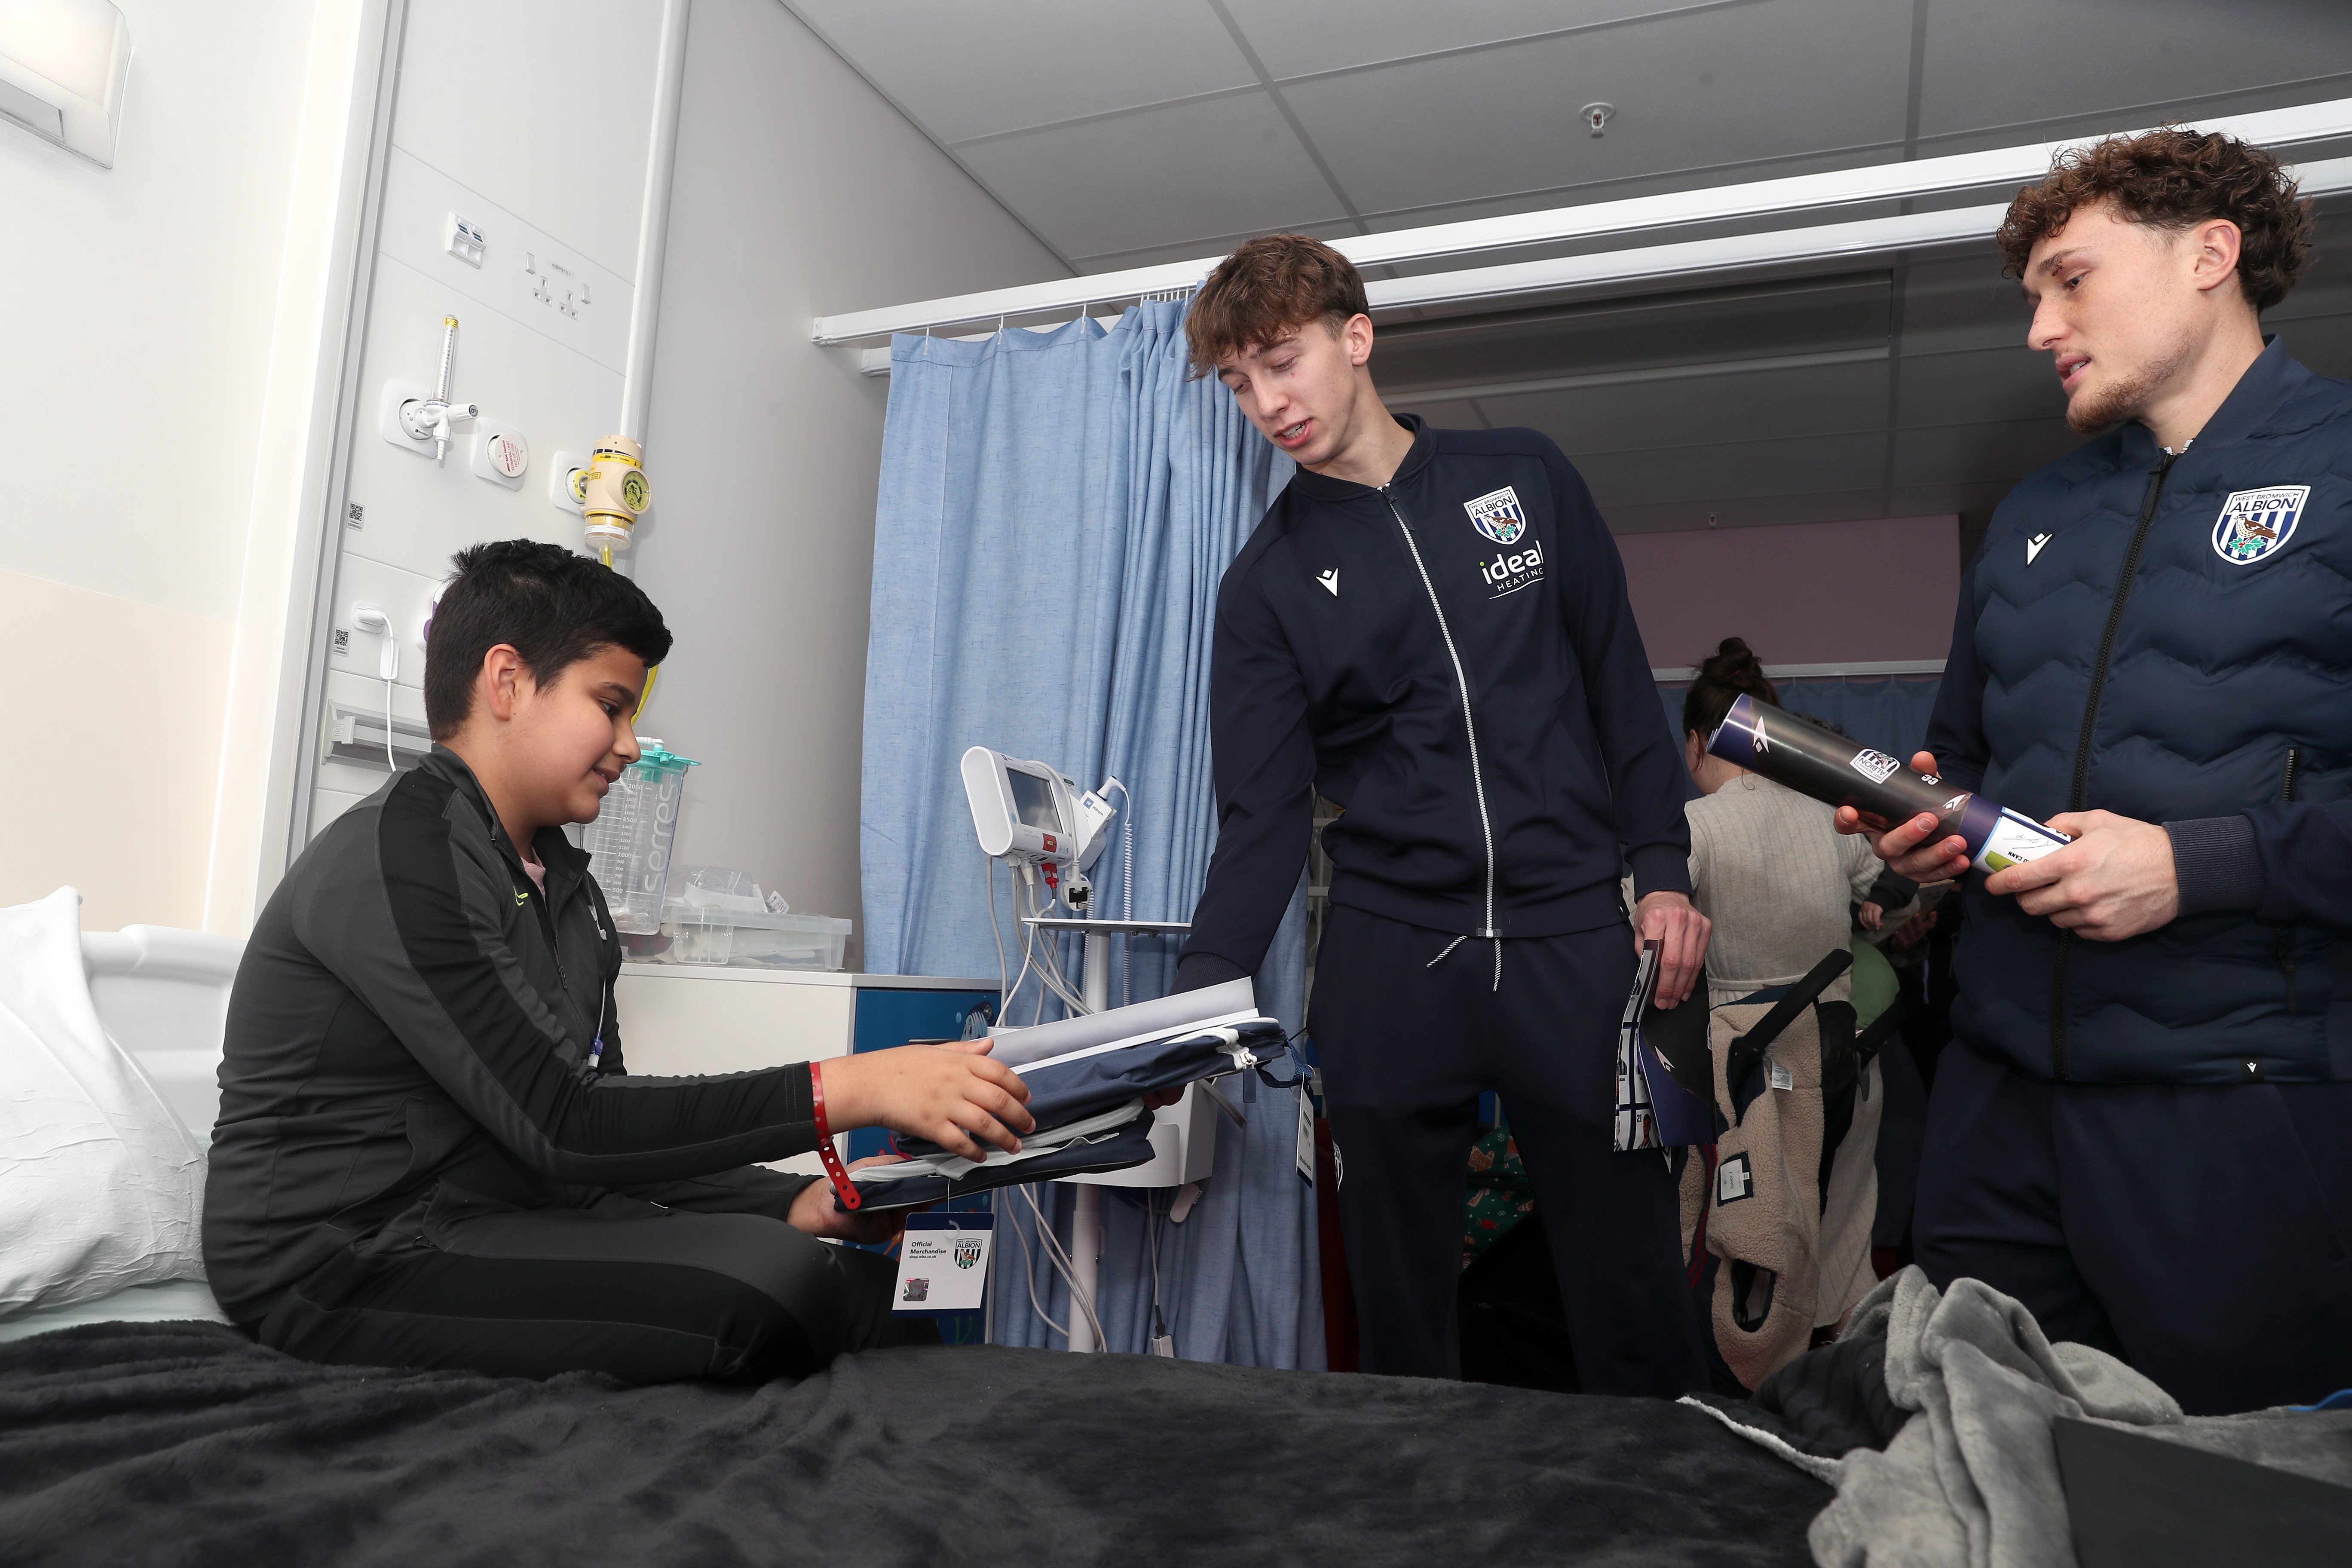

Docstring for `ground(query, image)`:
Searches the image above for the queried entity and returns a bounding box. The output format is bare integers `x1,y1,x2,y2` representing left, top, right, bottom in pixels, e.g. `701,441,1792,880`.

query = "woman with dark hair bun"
1676,637,1890,1328
1681,636,1777,744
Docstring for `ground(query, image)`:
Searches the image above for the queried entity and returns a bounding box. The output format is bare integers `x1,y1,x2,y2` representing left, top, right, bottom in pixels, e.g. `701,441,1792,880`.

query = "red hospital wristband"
810,1061,861,1211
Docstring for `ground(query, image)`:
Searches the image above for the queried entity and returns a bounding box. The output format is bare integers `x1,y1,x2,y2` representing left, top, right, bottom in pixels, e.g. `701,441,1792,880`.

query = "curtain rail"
812,98,2352,345
1652,659,1947,681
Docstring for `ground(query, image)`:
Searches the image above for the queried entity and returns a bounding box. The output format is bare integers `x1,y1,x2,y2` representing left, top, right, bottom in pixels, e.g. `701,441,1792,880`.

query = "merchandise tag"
1769,1062,1794,1092
891,1213,992,1314
1295,1086,1316,1185
1717,1152,1755,1204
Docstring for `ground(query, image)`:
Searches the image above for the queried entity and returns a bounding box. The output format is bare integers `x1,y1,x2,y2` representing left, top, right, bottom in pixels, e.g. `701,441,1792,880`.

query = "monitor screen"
1007,768,1059,833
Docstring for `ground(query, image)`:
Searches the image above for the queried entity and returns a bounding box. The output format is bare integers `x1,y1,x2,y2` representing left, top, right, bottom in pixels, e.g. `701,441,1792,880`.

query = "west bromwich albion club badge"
1465,486,1527,545
2212,486,2309,565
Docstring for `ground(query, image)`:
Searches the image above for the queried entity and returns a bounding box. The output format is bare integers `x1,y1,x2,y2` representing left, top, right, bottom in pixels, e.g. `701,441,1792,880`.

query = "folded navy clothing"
843,1115,1159,1211
893,1017,1292,1161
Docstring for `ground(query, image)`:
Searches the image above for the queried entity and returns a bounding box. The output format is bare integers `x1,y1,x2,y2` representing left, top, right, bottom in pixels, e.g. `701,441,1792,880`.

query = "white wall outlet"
447,214,486,267
471,421,530,487
379,380,438,456
548,450,588,514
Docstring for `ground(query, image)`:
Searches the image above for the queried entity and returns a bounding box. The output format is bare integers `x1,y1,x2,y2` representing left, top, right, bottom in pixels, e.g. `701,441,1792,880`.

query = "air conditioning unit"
0,0,132,168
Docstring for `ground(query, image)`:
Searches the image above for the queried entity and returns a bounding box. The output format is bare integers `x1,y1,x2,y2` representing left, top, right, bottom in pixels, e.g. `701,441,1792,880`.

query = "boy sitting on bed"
202,540,1034,1382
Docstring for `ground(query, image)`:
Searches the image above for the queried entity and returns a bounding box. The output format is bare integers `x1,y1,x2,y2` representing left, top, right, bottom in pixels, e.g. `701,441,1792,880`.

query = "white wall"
634,0,1066,961
0,0,378,934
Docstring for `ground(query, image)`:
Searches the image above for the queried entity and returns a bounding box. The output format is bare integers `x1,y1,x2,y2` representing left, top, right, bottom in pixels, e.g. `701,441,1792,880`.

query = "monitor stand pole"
1064,931,1111,1351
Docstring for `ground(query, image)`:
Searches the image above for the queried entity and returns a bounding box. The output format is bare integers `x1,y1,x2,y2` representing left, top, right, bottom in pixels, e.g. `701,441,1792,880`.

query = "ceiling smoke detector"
1580,102,1615,138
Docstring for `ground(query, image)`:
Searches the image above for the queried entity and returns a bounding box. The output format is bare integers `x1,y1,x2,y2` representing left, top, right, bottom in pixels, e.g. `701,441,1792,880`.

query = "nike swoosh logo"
1316,569,1339,596
2026,533,2052,564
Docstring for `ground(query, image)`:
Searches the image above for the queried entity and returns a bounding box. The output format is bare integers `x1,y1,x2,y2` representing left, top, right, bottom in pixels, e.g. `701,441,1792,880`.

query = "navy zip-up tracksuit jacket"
1180,416,1690,982
1929,339,2352,1086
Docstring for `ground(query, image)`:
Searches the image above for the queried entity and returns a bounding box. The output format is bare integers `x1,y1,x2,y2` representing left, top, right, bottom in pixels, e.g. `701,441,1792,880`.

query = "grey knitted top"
1686,773,1881,1007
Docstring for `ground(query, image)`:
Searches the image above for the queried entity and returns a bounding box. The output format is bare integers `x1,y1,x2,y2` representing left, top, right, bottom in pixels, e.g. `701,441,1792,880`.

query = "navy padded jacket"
1928,340,2352,1085
1180,415,1689,983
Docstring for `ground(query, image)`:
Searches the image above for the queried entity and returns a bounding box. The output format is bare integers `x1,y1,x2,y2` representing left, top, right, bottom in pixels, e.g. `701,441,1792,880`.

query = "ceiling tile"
1565,431,1890,507
1385,397,1489,429
958,91,1348,263
1895,344,2066,430
1892,416,2080,490
1483,358,1892,454
1916,0,2352,141
782,0,1255,144
1281,0,1914,220
1896,255,2036,358
1374,275,1890,392
1219,0,1694,81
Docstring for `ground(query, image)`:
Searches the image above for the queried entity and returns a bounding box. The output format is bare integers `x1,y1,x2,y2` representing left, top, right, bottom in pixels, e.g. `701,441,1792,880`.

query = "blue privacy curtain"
860,303,1322,1367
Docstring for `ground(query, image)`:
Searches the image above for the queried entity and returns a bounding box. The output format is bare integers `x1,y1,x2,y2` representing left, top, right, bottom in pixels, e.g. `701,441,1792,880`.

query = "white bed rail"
82,925,244,1143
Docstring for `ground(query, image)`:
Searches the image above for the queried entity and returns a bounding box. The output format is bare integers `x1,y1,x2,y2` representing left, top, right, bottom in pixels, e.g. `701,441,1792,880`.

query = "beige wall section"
0,0,383,938
635,0,1067,964
0,570,233,931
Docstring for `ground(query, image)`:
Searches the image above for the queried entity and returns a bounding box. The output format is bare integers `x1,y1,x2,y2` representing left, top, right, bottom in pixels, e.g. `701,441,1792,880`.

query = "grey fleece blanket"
1691,1267,2352,1568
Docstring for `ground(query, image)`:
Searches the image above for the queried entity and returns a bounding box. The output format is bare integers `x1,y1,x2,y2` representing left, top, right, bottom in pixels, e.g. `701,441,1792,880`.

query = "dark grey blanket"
0,1323,1826,1566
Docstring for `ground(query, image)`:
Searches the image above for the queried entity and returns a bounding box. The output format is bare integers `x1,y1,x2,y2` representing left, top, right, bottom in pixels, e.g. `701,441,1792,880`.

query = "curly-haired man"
1847,128,2351,1413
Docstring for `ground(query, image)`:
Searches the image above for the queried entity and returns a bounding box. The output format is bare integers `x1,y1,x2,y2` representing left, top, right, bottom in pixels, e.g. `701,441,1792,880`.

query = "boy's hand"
817,1040,1034,1163
787,1155,913,1243
1836,751,1974,882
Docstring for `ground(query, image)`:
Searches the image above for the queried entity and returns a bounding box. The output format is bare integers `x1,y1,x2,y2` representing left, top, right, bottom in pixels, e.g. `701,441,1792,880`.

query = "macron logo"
2026,533,2052,564
1316,568,1339,597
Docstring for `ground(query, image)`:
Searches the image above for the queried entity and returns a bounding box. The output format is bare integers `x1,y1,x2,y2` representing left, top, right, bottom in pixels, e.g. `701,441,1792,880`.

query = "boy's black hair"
424,539,673,739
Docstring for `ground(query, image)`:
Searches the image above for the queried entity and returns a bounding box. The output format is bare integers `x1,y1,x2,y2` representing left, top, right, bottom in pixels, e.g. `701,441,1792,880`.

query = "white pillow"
0,888,207,1316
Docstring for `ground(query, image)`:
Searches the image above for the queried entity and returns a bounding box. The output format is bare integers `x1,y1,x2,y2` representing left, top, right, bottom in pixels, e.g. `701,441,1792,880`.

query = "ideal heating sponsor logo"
1477,537,1546,600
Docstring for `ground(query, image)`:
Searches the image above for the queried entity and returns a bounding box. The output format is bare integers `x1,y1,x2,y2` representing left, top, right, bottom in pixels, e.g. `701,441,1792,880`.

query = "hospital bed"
0,920,1828,1566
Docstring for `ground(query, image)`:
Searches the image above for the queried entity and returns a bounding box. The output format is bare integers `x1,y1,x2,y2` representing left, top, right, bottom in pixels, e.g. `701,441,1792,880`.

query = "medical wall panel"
300,2,661,842
333,255,626,582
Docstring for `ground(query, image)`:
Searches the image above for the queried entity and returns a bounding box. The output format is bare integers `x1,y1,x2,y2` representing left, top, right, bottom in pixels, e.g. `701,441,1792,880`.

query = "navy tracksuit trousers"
1916,1043,2352,1415
1308,905,1707,1392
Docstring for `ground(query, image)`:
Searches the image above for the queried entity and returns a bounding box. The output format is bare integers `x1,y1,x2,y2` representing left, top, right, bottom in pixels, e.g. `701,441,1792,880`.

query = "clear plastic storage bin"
654,903,853,971
579,741,699,934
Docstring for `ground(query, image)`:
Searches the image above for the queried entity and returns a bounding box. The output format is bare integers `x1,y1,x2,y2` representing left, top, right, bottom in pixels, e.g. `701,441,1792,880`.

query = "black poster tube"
1706,695,2067,872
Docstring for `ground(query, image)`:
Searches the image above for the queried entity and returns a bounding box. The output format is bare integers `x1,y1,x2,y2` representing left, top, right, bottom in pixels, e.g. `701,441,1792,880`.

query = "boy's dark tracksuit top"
1928,339,2352,1086
202,747,820,1325
1178,415,1689,987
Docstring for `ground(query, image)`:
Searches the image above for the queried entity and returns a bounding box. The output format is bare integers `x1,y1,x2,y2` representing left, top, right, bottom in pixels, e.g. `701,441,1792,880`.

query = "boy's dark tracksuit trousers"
1179,416,1706,1393
255,1168,930,1385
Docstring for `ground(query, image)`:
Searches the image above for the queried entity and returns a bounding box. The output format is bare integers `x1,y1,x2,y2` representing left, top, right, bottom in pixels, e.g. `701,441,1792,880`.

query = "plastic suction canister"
1706,694,2069,873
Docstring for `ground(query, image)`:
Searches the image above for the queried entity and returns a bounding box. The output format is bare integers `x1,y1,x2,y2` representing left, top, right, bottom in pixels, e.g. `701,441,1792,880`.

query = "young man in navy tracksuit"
1173,235,1712,1389
1851,130,2352,1415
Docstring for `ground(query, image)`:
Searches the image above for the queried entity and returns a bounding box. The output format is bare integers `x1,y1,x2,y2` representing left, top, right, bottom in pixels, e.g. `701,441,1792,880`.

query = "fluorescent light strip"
812,100,2352,344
